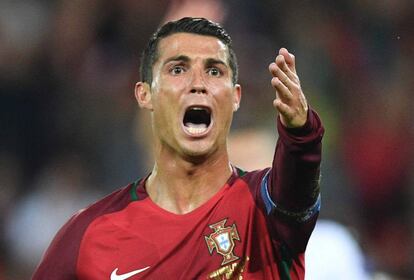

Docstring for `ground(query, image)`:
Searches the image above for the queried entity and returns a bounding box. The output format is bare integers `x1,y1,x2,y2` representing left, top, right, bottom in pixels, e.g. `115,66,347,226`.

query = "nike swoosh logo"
110,266,150,280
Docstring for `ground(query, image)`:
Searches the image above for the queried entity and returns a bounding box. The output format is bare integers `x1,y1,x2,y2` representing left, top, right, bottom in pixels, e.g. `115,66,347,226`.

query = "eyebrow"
162,55,228,68
205,58,228,68
163,55,190,66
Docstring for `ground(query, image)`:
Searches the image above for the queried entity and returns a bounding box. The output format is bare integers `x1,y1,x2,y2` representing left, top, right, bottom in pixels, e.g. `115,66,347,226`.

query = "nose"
190,71,207,94
190,86,207,94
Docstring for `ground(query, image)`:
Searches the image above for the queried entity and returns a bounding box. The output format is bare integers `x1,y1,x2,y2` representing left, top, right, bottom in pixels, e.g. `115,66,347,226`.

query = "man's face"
142,32,241,160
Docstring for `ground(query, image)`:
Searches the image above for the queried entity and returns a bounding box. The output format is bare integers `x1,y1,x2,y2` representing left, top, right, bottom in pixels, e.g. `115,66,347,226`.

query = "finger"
271,77,293,102
273,98,293,117
275,57,296,85
279,48,296,73
275,55,298,83
269,62,296,90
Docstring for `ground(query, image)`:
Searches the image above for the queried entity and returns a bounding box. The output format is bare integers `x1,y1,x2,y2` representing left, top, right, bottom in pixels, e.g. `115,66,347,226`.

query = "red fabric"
32,109,323,280
77,173,287,279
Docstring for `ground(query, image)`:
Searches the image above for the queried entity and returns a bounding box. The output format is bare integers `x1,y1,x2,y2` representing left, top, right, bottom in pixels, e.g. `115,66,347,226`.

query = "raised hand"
268,48,308,128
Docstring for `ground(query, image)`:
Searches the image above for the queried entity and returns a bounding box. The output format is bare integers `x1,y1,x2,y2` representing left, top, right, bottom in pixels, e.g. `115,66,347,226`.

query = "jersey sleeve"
32,210,84,280
32,184,134,279
262,108,324,253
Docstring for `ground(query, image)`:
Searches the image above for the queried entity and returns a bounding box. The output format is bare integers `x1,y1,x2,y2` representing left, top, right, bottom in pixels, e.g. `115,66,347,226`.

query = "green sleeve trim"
235,167,247,177
277,244,293,280
129,181,139,201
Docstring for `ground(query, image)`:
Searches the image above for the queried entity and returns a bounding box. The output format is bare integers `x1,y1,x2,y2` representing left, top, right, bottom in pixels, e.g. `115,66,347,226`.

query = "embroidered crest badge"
204,219,241,265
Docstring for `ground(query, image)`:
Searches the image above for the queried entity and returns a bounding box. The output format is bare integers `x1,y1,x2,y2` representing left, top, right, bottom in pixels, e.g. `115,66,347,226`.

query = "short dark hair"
140,17,238,85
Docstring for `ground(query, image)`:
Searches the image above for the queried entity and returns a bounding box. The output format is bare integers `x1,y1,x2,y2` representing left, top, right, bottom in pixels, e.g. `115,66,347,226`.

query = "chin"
180,143,216,163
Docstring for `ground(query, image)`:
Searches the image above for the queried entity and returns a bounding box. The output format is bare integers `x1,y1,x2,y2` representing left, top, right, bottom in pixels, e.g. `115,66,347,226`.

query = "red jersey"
33,110,324,280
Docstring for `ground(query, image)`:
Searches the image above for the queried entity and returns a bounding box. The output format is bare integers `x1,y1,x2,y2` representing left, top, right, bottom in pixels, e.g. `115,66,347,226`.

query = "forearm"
269,108,324,215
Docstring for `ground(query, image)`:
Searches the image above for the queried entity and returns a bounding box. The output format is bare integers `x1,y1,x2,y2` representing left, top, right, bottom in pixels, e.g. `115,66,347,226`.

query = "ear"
232,84,242,112
135,82,153,110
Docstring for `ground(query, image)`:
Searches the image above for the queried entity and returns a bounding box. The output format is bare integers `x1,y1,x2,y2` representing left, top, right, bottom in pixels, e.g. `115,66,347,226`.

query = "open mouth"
183,106,212,136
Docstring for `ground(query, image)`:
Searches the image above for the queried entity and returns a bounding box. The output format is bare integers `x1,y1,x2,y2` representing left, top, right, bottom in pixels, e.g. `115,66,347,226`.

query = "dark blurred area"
0,0,413,279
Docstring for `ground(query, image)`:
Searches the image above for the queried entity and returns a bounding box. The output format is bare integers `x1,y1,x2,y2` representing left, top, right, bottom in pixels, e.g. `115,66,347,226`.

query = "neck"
146,150,233,214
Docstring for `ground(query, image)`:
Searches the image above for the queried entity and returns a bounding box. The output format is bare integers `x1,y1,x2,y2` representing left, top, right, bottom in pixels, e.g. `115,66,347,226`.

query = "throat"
146,162,233,215
150,180,217,214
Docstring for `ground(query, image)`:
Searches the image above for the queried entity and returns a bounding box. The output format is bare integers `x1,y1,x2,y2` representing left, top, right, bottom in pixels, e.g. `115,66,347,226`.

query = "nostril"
190,88,207,94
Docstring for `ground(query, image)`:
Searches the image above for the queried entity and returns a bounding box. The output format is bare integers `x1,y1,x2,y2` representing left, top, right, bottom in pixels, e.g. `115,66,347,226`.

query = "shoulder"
32,183,136,279
78,183,136,221
229,167,270,210
63,182,135,236
234,167,270,190
235,167,270,185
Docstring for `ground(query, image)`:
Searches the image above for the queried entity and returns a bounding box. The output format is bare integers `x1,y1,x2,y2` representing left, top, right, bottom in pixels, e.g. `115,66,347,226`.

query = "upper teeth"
191,107,206,111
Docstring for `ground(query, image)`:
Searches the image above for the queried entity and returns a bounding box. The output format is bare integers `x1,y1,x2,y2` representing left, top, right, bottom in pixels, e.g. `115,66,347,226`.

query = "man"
33,17,324,279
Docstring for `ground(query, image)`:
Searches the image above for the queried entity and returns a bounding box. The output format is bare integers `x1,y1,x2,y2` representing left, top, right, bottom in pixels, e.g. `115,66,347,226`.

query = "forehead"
156,33,230,63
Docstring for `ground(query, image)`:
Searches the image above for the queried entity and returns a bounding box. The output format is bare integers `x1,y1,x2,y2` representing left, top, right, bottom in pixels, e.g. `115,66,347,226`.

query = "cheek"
214,92,237,123
211,83,236,105
158,78,189,101
151,87,182,124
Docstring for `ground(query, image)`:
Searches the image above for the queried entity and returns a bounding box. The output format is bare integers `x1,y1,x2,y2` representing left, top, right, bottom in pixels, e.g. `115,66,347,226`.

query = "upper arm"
32,212,83,280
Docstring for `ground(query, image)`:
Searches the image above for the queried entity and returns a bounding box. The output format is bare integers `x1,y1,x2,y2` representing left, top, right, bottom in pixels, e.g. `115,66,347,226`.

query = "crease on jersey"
260,169,321,223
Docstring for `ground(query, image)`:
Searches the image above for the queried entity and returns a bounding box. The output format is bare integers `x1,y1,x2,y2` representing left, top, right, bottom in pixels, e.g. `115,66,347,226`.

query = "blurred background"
0,0,413,279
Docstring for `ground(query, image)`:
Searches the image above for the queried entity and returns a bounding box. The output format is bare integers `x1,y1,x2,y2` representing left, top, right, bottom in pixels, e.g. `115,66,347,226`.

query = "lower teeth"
185,123,207,135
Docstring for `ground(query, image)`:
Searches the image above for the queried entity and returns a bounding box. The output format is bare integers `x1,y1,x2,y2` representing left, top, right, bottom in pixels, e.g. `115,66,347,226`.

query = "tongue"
185,123,207,135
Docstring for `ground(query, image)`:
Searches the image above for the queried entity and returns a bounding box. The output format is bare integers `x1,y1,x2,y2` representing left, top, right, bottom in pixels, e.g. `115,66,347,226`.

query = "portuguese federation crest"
204,219,240,265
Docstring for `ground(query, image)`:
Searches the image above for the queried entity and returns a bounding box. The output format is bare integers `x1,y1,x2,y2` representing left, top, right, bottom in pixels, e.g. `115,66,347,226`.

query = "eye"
170,65,185,75
207,67,221,77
